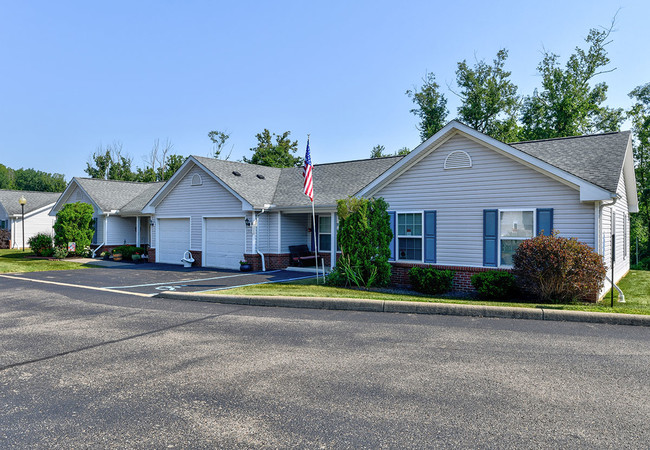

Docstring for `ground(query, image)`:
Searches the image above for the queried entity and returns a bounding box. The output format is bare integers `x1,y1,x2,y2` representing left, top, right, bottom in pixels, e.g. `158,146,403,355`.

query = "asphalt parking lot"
0,262,315,296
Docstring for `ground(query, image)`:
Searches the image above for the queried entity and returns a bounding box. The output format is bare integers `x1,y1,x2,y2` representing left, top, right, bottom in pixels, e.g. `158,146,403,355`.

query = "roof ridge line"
509,130,628,145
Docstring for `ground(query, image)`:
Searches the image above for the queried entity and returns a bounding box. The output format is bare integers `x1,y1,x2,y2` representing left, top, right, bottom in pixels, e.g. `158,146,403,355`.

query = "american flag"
303,138,313,202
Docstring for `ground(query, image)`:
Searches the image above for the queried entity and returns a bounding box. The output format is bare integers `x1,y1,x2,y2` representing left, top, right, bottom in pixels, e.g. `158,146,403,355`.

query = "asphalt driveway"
0,263,314,296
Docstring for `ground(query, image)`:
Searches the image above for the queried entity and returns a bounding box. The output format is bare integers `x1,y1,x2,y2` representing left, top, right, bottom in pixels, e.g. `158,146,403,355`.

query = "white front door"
204,218,245,270
157,218,190,265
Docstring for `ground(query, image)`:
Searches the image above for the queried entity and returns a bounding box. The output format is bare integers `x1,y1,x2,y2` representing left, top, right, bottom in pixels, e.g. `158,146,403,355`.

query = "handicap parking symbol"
156,285,186,291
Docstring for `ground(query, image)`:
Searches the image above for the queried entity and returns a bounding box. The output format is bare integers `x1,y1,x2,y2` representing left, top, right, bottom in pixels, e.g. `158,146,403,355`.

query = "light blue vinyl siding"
156,165,244,251
376,134,595,267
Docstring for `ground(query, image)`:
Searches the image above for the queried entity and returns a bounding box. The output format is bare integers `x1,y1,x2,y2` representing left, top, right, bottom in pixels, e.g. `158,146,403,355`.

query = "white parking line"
191,275,317,293
0,274,155,297
101,270,282,289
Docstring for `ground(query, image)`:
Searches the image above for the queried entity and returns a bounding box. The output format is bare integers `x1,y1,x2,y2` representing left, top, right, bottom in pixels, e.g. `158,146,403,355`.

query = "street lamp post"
18,196,26,251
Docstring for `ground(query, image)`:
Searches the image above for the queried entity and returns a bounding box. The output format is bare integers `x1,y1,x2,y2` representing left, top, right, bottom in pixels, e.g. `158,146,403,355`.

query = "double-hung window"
318,215,331,252
499,210,534,266
397,213,422,261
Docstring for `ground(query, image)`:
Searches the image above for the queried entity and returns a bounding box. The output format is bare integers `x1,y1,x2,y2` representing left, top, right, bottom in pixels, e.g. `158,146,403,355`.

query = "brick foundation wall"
243,252,334,271
390,262,511,293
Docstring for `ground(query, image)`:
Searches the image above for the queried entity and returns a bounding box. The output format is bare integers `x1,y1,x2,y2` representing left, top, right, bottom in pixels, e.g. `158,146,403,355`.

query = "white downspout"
254,204,275,272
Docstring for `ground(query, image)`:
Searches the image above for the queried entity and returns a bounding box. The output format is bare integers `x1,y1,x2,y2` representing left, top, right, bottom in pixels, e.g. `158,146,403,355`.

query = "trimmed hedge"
471,271,517,300
409,266,455,295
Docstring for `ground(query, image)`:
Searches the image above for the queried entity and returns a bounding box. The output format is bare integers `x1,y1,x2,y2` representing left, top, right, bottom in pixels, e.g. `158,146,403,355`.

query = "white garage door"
157,218,191,265
205,217,245,270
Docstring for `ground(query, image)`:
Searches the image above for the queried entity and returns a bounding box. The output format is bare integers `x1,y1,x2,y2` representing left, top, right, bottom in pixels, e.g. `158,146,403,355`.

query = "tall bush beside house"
53,202,95,257
332,197,392,287
27,233,54,257
512,232,606,303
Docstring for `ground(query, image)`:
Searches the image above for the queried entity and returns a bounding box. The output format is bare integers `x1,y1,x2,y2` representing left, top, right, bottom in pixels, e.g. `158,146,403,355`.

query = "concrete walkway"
157,291,650,327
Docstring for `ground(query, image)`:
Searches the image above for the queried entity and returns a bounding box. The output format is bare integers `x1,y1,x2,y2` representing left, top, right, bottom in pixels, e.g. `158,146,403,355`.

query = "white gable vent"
444,150,472,169
191,174,203,186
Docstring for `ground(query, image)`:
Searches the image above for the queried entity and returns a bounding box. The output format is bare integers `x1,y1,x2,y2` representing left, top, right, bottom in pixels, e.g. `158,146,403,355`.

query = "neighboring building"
143,121,636,298
50,178,164,253
0,189,61,248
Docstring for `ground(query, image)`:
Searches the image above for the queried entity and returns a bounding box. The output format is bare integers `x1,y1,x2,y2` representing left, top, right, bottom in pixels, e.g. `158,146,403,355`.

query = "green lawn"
209,270,650,315
0,249,94,273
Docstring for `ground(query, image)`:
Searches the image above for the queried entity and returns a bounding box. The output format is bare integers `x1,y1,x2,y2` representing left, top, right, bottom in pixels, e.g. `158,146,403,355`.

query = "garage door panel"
158,219,190,265
205,218,245,270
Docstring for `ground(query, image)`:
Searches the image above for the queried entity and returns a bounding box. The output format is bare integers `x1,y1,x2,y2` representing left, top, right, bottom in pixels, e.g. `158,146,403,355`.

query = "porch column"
136,216,141,247
330,212,337,270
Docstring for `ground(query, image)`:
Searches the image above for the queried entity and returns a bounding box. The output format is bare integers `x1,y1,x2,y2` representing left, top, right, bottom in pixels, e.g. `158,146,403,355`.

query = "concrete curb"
155,292,650,327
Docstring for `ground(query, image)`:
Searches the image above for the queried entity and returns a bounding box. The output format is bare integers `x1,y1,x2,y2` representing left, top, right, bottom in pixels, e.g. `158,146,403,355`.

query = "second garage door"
157,218,191,265
204,217,245,270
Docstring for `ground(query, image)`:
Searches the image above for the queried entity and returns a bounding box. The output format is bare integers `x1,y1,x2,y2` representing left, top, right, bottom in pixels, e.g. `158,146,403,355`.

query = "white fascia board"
359,120,614,202
49,179,103,216
622,137,639,213
142,156,252,213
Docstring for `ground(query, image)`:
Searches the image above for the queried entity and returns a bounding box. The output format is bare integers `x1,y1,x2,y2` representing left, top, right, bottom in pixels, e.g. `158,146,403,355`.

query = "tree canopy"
0,164,66,192
520,26,624,140
406,72,449,141
243,129,302,167
85,140,186,182
454,49,520,143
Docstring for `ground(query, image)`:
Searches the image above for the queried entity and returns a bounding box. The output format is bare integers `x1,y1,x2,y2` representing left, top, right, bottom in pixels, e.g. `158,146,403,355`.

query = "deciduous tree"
406,72,448,141
243,129,302,167
520,25,624,140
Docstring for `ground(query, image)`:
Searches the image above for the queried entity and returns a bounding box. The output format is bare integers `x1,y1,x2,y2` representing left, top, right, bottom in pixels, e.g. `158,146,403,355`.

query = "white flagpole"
311,200,318,283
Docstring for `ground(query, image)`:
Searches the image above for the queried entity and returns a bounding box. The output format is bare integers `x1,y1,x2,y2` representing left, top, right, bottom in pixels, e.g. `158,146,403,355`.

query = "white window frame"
498,208,536,267
396,211,424,262
318,214,332,252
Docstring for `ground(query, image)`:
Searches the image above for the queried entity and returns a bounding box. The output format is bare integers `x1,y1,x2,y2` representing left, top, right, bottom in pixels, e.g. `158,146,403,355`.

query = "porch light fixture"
18,196,26,251
245,218,251,227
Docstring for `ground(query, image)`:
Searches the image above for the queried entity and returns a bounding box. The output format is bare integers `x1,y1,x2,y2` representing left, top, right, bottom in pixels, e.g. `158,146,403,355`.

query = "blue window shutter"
388,211,396,261
536,208,553,236
483,209,498,267
424,210,436,263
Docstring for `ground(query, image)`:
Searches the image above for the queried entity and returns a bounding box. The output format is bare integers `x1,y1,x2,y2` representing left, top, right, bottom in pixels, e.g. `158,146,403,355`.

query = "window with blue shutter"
536,208,553,236
388,211,396,261
424,210,436,263
483,209,498,267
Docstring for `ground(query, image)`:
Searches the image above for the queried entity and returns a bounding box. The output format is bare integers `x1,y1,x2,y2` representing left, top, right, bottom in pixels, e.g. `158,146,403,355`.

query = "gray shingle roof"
0,190,61,216
509,131,630,193
74,178,164,212
192,156,282,208
119,181,166,215
273,156,404,207
191,155,403,208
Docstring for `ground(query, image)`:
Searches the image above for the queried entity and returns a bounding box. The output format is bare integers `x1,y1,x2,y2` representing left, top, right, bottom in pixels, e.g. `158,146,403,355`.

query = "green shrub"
631,256,650,271
512,232,606,303
409,266,455,295
27,233,54,257
112,245,144,261
471,271,517,300
53,202,95,256
52,246,68,259
325,267,349,287
336,197,392,287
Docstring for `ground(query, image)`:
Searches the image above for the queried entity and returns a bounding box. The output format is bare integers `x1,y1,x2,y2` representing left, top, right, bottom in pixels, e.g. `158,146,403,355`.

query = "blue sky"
0,1,648,181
